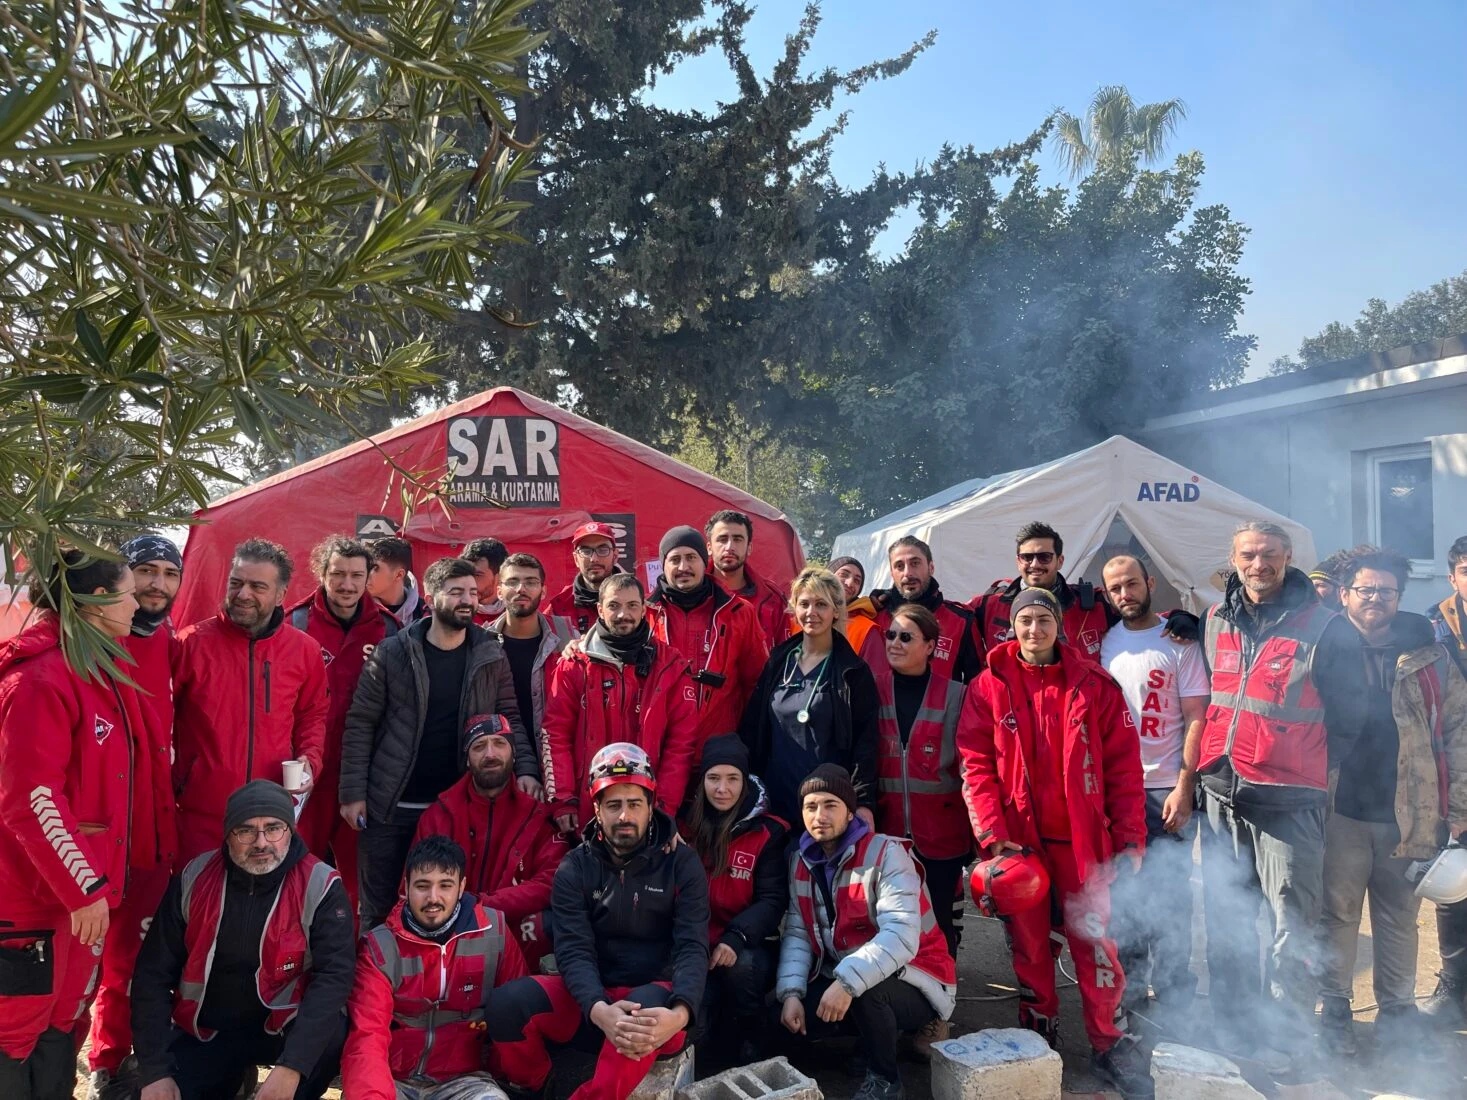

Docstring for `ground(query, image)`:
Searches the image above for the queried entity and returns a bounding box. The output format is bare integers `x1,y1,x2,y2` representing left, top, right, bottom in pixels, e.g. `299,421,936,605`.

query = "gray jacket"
338,618,531,823
776,831,956,1020
487,611,563,766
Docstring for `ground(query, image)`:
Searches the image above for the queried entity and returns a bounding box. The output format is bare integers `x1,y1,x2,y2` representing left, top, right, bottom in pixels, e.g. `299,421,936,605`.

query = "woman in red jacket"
0,551,143,1098
680,734,788,1064
957,587,1151,1099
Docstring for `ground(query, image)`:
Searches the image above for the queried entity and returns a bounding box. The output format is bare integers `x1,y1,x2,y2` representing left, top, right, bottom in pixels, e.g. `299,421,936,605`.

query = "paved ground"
76,868,1467,1098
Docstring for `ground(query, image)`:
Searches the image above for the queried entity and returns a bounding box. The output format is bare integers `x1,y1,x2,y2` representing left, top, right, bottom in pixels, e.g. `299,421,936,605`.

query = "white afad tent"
830,435,1316,614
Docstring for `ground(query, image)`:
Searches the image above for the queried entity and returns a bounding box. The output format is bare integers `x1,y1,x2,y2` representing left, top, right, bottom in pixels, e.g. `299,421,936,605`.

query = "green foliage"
1,0,539,677
1051,84,1188,178
1269,269,1467,374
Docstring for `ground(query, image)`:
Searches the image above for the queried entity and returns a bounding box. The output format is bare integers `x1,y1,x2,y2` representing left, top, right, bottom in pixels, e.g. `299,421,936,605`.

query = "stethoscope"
780,647,831,725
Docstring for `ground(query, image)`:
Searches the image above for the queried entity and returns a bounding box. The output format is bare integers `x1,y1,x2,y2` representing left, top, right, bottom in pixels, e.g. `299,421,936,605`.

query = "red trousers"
1005,841,1125,1052
491,977,686,1100
0,907,104,1062
87,867,170,1071
297,793,360,921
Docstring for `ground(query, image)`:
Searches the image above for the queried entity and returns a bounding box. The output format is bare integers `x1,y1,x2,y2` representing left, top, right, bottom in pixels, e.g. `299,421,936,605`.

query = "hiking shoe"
1091,1035,1155,1100
851,1069,905,1100
1420,973,1467,1028
1319,996,1358,1056
910,1016,951,1062
1021,1013,1060,1050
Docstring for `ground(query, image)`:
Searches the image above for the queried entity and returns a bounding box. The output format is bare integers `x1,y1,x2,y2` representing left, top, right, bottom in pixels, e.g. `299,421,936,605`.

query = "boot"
1319,996,1357,1056
1091,1034,1155,1100
910,1016,951,1062
1420,972,1467,1029
851,1069,905,1100
1020,1012,1060,1050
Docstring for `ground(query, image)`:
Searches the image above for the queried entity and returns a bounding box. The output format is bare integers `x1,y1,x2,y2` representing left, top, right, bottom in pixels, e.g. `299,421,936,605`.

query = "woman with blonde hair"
738,567,878,825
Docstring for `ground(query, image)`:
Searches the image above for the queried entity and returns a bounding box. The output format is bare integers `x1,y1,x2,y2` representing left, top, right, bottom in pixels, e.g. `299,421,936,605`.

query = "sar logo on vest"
94,715,114,744
1002,712,1019,731
730,850,755,881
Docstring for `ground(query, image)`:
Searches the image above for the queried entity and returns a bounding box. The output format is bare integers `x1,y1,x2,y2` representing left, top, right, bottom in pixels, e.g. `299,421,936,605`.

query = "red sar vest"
172,850,339,1040
705,813,786,945
1199,603,1332,791
790,832,955,988
873,668,971,859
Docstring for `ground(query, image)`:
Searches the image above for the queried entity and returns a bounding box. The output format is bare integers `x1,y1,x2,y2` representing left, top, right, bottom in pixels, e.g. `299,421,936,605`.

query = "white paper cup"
281,759,304,790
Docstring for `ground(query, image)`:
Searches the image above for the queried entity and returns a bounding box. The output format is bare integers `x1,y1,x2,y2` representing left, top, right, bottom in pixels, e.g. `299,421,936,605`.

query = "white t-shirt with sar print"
1100,620,1210,789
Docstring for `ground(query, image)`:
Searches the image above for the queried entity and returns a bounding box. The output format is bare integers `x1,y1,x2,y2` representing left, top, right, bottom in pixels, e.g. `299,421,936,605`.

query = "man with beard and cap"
339,558,531,932
491,743,709,1100
415,715,568,971
857,536,981,685
831,555,880,655
285,535,399,919
646,525,769,743
1099,555,1210,1025
489,552,563,794
542,575,700,836
546,522,623,639
1316,548,1467,1055
343,835,528,1100
87,536,184,1099
366,537,428,624
172,539,328,864
462,537,509,626
1195,521,1367,1072
131,780,354,1100
707,510,791,648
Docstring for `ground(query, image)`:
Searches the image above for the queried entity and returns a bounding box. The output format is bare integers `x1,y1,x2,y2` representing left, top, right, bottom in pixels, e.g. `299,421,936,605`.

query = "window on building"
1367,445,1434,562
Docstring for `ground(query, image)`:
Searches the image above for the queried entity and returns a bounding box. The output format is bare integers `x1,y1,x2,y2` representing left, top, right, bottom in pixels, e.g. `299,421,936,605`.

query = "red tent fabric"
174,387,805,627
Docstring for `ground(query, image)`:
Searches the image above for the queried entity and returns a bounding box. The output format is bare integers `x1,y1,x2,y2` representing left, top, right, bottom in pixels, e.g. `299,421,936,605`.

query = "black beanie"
699,733,749,776
121,533,183,570
829,556,864,583
461,713,512,759
224,780,295,836
798,764,859,816
659,525,708,567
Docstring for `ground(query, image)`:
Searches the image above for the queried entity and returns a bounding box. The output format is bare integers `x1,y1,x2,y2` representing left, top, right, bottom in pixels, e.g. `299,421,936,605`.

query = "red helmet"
970,849,1051,918
587,742,657,801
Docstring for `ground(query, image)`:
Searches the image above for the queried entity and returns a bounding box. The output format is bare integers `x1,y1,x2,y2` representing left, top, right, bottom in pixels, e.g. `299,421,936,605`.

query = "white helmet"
1409,845,1467,905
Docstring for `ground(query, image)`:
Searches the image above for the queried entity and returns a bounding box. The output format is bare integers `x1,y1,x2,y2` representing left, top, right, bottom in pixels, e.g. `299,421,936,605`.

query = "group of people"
2,509,1466,1100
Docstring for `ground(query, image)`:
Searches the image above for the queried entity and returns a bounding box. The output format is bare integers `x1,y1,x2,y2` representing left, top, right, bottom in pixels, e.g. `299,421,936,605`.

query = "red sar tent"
174,387,805,626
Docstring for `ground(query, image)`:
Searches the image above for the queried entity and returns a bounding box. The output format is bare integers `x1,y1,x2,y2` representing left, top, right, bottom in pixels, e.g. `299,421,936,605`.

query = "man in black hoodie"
1195,521,1366,1067
132,781,354,1100
491,743,709,1100
857,536,981,684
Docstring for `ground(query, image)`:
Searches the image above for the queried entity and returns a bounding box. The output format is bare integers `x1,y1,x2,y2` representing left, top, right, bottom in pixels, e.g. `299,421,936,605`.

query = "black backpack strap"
1074,580,1096,611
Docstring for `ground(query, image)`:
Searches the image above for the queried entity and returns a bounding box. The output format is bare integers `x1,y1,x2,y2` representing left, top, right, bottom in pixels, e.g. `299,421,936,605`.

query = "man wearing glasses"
490,552,564,794
1195,521,1366,1074
132,781,354,1100
546,522,624,639
1317,548,1467,1055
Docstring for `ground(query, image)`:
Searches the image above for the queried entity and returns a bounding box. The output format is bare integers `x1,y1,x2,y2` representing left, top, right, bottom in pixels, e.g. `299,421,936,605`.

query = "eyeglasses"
229,822,289,843
575,544,616,560
1346,586,1400,603
1017,552,1055,565
500,577,542,589
885,629,915,643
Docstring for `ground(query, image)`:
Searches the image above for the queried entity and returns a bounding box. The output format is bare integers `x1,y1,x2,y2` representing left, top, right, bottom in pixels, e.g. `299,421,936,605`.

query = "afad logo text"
1137,476,1201,502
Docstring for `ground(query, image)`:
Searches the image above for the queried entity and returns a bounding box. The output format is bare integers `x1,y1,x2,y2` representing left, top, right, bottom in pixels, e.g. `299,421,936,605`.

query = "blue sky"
648,0,1467,375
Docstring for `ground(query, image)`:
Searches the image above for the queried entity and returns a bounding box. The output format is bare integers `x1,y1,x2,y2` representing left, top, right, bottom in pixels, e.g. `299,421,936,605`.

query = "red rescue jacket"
716,563,791,649
872,666,971,860
646,584,770,742
970,576,1117,663
545,581,600,641
171,848,340,1039
0,615,142,915
123,625,179,872
957,640,1146,882
173,610,329,863
415,775,568,928
859,591,979,685
541,631,699,824
342,899,526,1100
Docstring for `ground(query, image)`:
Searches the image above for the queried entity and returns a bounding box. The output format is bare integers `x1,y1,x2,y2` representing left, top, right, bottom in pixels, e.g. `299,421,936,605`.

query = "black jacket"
339,617,531,822
1199,567,1367,808
718,778,789,952
131,834,355,1087
738,630,880,809
551,809,709,1022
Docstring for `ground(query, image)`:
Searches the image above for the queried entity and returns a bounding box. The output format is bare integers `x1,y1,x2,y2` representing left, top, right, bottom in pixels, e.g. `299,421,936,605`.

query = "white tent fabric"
830,435,1316,614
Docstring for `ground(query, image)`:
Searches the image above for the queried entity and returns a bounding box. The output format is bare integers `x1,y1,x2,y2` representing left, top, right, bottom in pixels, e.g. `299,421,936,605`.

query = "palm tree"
1051,84,1188,178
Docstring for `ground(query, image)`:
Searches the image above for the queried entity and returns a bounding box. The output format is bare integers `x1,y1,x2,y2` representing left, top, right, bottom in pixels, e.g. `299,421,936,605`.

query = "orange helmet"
970,849,1051,918
587,742,657,802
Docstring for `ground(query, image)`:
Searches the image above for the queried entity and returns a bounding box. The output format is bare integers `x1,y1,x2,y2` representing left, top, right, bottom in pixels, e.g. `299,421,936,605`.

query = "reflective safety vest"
1199,603,1332,791
363,902,507,1081
173,851,339,1039
791,832,956,988
873,668,971,859
868,602,972,684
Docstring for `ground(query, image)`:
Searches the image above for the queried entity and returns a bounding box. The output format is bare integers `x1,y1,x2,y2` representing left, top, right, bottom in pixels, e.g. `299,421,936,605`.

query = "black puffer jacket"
551,809,710,1023
339,618,530,823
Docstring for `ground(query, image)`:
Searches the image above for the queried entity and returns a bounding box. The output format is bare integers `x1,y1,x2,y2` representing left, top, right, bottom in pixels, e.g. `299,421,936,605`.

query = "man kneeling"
777,766,956,1100
343,835,527,1099
133,781,354,1100
491,743,709,1100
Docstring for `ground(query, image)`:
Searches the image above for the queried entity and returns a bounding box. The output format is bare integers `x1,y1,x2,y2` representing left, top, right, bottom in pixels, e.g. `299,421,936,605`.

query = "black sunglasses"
885,629,915,643
1018,551,1055,564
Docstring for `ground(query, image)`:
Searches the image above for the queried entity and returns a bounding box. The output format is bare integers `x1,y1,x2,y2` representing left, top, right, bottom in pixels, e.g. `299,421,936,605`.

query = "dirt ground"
77,870,1467,1099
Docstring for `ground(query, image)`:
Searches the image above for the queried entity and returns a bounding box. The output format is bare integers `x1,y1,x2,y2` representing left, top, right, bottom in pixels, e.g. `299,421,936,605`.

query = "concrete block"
676,1057,821,1100
930,1028,1063,1100
630,1047,695,1100
1150,1043,1265,1100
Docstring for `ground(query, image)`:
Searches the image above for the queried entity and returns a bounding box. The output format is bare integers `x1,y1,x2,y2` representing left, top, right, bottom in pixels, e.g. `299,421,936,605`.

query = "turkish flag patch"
731,850,756,873
1216,651,1241,674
